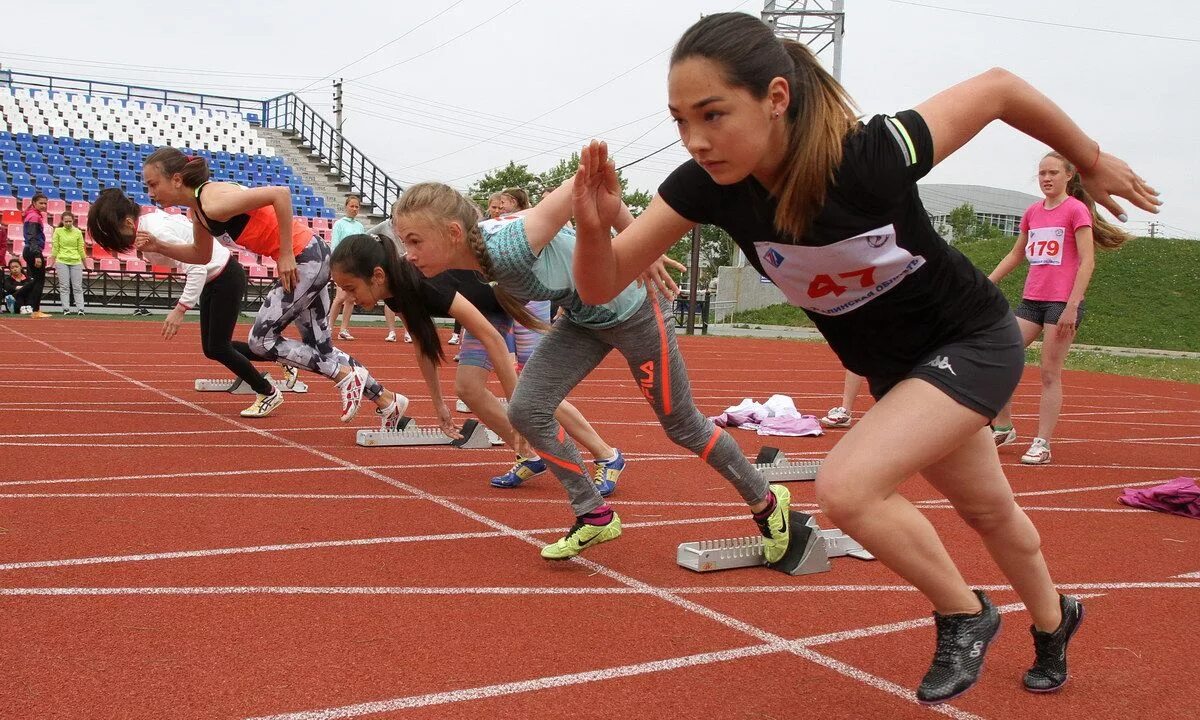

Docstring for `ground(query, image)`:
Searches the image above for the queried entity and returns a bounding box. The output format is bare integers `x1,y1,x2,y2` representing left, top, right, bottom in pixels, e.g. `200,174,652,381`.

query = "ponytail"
330,233,445,364
772,40,859,238
87,188,141,252
145,146,211,189
1046,152,1130,250
671,12,859,239
393,183,550,332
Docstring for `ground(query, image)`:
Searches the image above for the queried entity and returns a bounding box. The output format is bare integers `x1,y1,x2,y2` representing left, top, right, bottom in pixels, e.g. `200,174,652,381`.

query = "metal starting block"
194,373,308,394
677,511,874,576
356,417,493,449
753,447,820,482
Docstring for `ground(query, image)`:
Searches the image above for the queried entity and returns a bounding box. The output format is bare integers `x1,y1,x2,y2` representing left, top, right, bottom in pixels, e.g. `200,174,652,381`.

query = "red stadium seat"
0,197,18,212
124,259,148,273
2,210,21,225
248,264,268,278
47,199,66,214
70,200,90,215
98,258,120,272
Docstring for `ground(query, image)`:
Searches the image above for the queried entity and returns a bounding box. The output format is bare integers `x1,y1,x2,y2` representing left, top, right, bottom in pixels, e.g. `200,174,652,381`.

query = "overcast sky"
6,1,1197,238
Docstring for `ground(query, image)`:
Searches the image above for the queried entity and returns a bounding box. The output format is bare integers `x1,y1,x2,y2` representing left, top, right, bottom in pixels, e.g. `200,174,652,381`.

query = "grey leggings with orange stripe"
508,292,768,516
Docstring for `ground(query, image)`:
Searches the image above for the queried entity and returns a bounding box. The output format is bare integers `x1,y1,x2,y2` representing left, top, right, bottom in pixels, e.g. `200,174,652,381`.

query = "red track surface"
2,317,1198,719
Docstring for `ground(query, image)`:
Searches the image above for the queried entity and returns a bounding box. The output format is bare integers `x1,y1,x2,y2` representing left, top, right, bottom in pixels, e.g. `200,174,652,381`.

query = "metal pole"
686,225,702,335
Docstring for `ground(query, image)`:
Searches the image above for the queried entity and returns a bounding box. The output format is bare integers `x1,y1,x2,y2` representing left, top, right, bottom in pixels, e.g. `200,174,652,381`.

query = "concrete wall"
715,264,786,316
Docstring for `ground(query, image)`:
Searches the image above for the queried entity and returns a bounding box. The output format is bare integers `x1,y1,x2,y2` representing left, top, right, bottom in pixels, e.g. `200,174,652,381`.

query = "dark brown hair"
671,12,859,238
330,233,444,363
86,188,141,252
145,146,211,188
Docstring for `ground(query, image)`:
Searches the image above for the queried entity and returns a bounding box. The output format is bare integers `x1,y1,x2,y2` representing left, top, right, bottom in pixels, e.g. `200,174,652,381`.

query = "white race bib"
1026,227,1065,266
755,224,925,316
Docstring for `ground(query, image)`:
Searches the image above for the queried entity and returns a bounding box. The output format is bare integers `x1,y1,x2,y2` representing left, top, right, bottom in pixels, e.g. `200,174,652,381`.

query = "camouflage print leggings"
246,236,383,400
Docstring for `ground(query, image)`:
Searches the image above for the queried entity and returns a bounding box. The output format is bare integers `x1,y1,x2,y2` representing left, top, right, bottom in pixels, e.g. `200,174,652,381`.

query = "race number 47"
807,266,877,298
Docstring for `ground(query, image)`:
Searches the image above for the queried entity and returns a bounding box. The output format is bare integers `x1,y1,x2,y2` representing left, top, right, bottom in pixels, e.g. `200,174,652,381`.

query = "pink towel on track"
1118,477,1200,519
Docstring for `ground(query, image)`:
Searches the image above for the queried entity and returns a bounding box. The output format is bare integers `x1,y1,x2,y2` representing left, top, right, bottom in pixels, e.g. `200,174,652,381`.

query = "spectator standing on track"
330,194,403,343
50,211,86,315
819,371,865,428
21,193,51,318
568,12,1158,704
987,151,1130,465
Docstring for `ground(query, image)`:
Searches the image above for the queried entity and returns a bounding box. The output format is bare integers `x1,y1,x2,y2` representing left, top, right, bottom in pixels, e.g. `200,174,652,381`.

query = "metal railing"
0,69,263,115
33,269,277,311
262,93,403,216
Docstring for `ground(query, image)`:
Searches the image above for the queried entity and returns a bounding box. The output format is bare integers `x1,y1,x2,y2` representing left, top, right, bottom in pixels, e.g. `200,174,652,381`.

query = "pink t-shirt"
1019,196,1092,302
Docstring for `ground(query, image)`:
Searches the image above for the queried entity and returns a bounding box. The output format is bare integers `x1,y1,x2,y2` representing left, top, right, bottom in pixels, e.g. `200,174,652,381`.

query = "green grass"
1025,347,1200,384
725,237,1200,352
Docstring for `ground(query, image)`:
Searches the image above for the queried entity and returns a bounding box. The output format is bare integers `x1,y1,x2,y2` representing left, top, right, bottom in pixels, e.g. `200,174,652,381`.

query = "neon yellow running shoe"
755,484,791,564
540,512,622,560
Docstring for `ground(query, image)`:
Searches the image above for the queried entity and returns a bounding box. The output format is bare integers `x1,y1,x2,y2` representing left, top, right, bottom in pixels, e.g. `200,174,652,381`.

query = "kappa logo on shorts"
924,355,957,376
764,247,785,268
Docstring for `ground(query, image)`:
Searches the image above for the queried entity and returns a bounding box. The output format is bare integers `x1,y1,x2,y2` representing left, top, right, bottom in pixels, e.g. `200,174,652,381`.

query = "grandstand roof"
917,183,1040,217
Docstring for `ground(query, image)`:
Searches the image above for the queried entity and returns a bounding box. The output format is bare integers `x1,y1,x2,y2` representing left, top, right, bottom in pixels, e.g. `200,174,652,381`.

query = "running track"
2,317,1198,719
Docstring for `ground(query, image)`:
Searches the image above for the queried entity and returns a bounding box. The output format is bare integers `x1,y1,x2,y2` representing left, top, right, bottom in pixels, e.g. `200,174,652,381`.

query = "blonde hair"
1044,152,1130,250
393,184,550,331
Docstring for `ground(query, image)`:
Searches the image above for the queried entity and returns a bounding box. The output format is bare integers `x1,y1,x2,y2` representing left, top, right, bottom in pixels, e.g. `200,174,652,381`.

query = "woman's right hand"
134,231,161,254
572,140,623,238
436,402,462,440
1081,149,1161,221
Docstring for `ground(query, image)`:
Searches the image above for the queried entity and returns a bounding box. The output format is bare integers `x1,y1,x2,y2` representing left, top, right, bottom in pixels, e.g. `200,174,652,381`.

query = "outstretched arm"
917,68,1160,221
572,141,694,304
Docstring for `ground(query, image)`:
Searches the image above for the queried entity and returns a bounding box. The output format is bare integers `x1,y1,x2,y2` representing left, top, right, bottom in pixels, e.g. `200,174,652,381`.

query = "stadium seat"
98,257,120,272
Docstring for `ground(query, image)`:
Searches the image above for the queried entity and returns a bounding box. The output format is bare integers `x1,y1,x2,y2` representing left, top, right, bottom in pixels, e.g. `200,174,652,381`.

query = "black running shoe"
1024,594,1084,693
917,589,1001,705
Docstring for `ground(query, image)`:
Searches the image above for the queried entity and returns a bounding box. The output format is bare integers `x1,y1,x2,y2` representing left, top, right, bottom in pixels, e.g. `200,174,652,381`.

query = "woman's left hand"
276,255,298,293
1056,305,1079,338
1080,150,1161,221
637,255,686,300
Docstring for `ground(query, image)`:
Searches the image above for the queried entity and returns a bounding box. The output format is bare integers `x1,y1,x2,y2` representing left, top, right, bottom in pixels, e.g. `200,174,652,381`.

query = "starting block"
194,373,308,394
677,511,874,576
753,447,820,482
356,417,493,449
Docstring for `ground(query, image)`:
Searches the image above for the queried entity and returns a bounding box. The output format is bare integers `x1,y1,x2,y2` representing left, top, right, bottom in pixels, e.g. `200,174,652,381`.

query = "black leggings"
22,249,45,311
199,259,274,396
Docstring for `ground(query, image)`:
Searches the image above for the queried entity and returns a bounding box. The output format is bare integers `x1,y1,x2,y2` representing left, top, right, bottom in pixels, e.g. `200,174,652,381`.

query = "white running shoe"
240,390,284,418
384,331,397,342
338,329,355,341
335,366,370,422
377,393,410,431
278,362,299,390
819,406,851,428
1020,438,1052,465
455,398,470,413
19,305,32,315
992,425,1017,447
404,332,412,343
448,333,461,345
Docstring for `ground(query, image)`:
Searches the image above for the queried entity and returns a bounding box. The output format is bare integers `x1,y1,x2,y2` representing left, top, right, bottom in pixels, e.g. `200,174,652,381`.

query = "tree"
945,203,977,241
467,162,539,208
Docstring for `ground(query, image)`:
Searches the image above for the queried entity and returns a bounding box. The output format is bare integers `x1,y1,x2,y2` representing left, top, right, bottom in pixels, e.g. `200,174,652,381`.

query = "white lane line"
4,583,1190,599
0,515,759,572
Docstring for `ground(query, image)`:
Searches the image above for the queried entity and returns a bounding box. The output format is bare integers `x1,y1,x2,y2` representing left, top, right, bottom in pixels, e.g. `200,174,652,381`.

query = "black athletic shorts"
867,312,1024,420
1014,299,1085,328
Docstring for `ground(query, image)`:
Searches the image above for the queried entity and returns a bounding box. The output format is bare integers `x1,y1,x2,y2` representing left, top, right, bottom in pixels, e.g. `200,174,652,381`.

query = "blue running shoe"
592,448,625,497
490,456,547,488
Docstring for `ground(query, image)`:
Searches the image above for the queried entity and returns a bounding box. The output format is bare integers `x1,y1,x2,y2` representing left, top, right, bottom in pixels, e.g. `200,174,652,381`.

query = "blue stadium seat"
96,169,117,182
0,140,14,152
29,162,49,176
77,138,96,149
0,184,11,196
14,133,34,144
57,177,79,189
64,188,84,202
46,153,65,165
50,164,71,177
16,185,36,198
118,169,137,182
300,206,317,217
99,140,117,152
35,174,56,188
64,147,85,159
320,208,335,219
10,172,31,186
36,134,54,146
84,147,102,159
81,178,100,192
